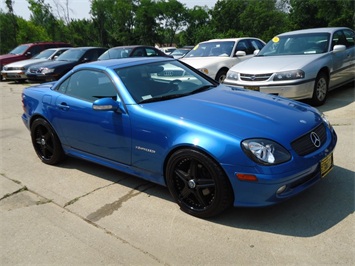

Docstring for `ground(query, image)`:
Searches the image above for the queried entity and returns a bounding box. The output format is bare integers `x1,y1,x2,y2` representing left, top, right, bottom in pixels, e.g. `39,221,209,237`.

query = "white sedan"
180,38,265,82
223,27,355,106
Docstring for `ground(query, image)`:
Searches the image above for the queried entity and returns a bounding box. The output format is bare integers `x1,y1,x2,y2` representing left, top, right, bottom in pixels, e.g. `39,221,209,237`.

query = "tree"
288,0,355,30
179,6,212,46
28,0,61,40
156,0,188,45
209,0,248,37
134,0,161,45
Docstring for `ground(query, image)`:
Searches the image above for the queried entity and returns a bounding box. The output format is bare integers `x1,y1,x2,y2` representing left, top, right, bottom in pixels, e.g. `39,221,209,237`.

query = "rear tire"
166,149,233,218
31,118,65,165
310,72,328,106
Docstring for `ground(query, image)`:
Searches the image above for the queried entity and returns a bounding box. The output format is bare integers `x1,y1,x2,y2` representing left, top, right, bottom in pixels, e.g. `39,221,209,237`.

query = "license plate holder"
321,152,333,177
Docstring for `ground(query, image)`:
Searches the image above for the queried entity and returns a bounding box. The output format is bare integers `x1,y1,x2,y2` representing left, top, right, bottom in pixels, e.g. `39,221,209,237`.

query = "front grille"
240,73,273,82
291,123,327,156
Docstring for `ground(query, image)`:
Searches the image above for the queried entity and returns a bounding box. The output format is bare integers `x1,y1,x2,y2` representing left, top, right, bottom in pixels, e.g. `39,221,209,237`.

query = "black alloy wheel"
166,149,233,218
31,118,65,165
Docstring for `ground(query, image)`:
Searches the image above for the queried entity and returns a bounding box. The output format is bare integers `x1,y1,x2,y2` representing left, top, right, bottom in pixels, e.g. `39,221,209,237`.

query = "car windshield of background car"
57,49,84,61
184,41,235,58
100,48,133,60
9,45,29,55
115,61,214,103
258,33,330,56
33,49,56,59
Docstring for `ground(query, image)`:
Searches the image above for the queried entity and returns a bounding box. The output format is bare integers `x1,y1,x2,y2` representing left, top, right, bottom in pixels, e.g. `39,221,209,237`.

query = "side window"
236,40,254,55
84,50,100,61
58,70,117,102
132,48,145,57
332,30,348,49
27,45,42,57
343,29,355,48
251,40,265,50
145,48,158,56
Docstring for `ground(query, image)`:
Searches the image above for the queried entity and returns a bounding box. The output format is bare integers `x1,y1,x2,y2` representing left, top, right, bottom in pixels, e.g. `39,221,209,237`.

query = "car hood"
5,58,48,67
29,60,76,69
231,54,324,73
180,56,232,68
0,54,20,60
144,85,321,145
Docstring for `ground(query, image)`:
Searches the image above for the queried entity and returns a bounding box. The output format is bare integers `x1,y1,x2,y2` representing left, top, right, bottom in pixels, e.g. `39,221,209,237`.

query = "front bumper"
224,126,337,207
224,79,315,100
1,71,27,81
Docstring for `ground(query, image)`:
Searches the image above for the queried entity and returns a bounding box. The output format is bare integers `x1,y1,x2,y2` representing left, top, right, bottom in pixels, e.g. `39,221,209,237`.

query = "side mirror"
93,98,125,113
333,44,346,52
253,49,260,55
235,51,246,57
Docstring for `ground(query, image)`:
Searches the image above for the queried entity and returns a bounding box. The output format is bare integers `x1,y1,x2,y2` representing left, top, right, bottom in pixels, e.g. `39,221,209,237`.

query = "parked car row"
3,27,355,106
0,41,72,73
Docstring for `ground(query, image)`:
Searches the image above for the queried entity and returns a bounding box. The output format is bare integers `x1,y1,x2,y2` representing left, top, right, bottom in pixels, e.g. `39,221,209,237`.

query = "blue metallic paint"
21,57,337,208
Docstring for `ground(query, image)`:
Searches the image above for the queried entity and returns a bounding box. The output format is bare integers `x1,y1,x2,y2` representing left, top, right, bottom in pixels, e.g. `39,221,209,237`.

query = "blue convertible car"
21,57,337,218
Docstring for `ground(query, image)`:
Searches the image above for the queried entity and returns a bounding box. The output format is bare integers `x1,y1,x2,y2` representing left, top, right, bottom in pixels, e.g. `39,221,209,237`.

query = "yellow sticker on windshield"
272,36,280,43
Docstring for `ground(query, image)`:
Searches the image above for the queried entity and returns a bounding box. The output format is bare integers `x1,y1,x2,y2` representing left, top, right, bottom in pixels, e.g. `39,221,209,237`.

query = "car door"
330,29,355,87
52,69,132,164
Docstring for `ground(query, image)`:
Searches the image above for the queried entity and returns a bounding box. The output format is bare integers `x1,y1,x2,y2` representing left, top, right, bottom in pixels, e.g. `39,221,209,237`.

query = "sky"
0,0,218,20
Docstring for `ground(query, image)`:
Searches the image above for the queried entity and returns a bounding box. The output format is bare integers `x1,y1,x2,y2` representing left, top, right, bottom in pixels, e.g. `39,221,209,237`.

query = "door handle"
57,102,70,110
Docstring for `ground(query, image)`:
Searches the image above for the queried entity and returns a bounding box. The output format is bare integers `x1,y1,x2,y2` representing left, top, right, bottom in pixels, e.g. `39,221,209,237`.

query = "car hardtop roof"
278,27,353,36
44,47,73,51
18,41,70,46
108,45,154,49
75,56,175,70
68,46,107,50
202,37,258,43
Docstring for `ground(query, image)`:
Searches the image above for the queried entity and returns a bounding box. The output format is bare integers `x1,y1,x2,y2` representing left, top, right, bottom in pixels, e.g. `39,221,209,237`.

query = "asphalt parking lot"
1,81,354,265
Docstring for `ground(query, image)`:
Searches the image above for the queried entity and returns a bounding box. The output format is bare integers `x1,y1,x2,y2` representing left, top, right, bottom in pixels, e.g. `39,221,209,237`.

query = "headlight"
198,68,209,75
242,139,291,165
321,113,333,130
273,70,304,81
226,71,239,81
41,68,55,74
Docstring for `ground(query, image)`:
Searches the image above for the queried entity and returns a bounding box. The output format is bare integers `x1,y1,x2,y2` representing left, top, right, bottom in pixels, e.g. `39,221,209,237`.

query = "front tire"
215,69,228,83
31,118,65,165
166,149,233,218
311,72,328,106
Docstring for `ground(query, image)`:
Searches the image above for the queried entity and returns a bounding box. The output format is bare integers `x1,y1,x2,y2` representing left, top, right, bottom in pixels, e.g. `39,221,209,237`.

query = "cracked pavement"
1,81,354,265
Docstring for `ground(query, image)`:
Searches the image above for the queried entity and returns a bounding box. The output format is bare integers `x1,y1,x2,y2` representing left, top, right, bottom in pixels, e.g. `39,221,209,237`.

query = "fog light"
276,185,287,194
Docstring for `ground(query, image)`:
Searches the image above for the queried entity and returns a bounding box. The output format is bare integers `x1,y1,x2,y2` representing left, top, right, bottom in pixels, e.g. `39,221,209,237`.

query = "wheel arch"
215,67,229,81
162,144,234,190
317,67,330,80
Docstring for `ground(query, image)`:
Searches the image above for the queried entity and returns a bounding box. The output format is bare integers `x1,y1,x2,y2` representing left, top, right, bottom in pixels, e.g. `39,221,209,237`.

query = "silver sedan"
224,27,355,106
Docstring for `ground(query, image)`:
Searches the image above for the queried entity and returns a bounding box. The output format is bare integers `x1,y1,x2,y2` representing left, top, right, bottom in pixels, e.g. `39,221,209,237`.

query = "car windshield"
9,45,29,55
184,41,235,58
56,49,85,61
115,60,216,104
170,49,190,56
99,48,133,60
258,33,330,56
33,49,55,59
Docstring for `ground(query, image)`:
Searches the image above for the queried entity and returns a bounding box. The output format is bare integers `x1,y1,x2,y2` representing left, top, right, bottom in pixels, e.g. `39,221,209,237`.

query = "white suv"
180,38,265,82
